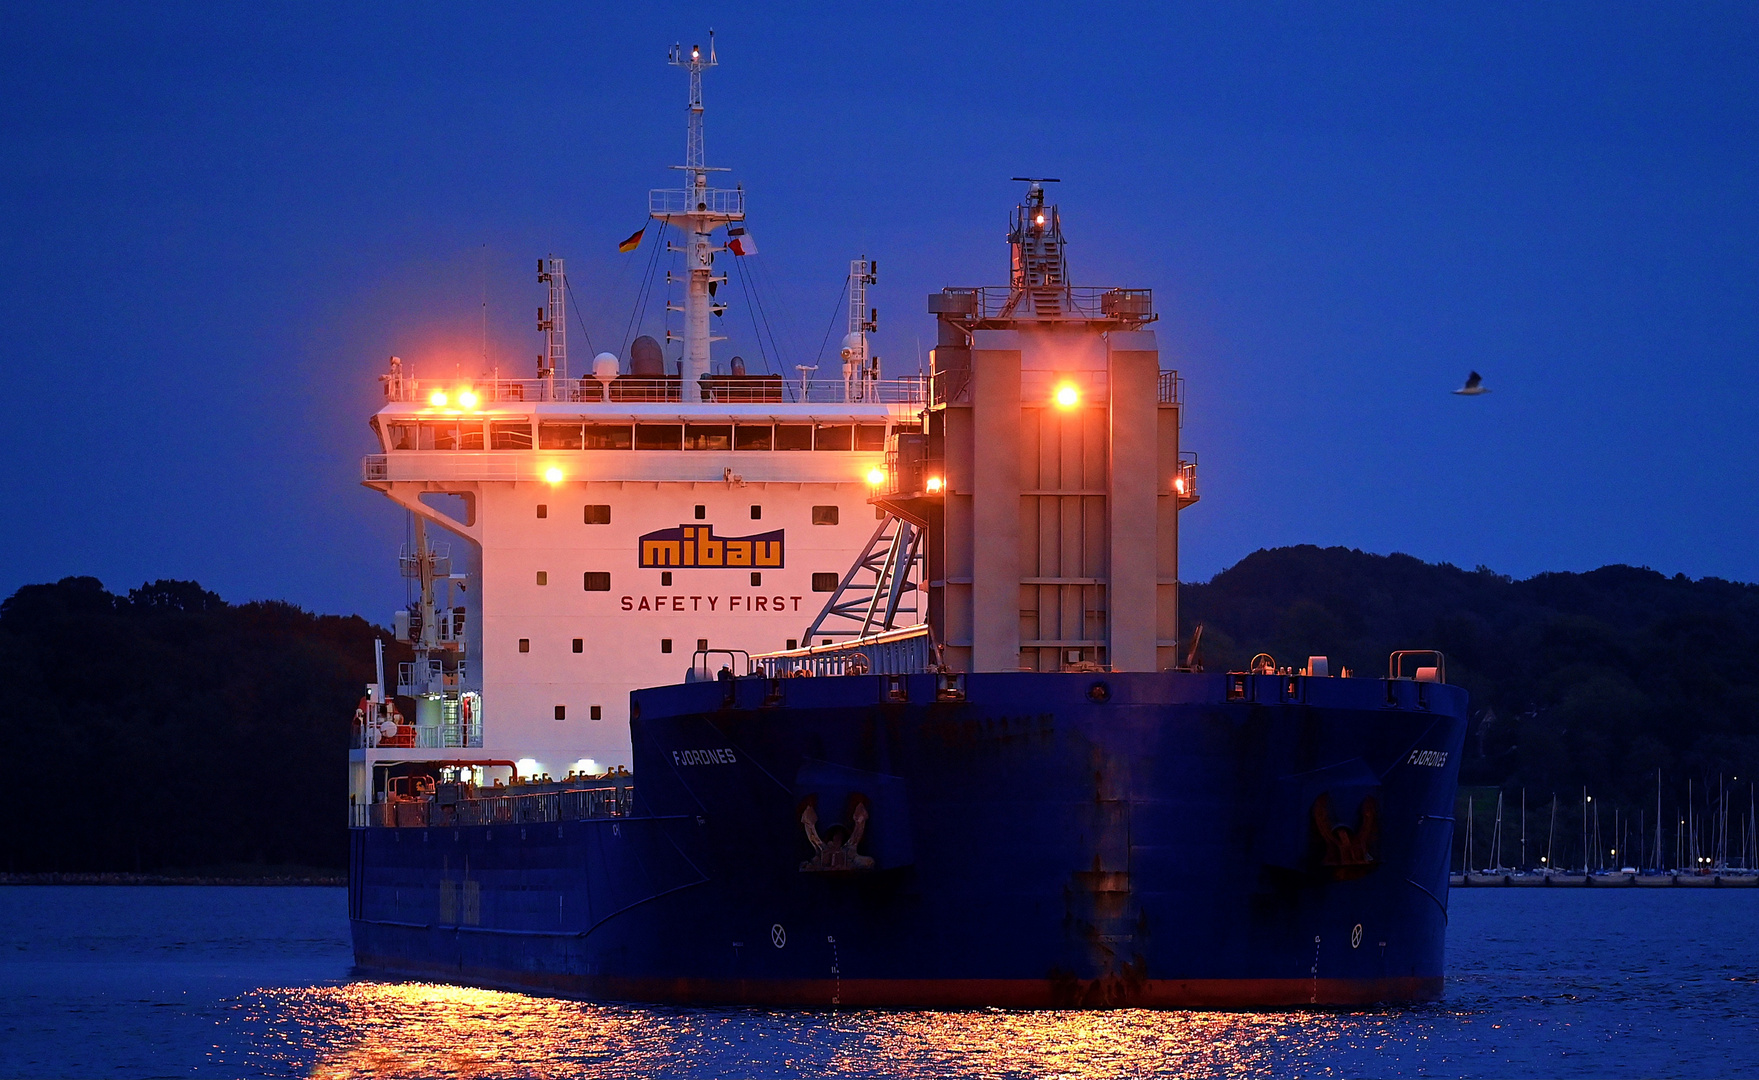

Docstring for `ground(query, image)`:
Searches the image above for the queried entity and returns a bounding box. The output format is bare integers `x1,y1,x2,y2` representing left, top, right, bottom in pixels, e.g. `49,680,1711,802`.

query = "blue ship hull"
350,671,1466,1007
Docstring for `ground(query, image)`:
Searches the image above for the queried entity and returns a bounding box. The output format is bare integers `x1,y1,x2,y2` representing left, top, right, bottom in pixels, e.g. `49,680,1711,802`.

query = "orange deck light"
544,466,563,484
925,476,943,494
1054,383,1079,409
458,388,479,409
428,389,448,407
866,467,886,486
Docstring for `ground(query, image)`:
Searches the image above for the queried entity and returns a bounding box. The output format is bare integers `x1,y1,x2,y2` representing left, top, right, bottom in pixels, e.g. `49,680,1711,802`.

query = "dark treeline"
1185,546,1759,871
6,548,1756,874
0,577,397,873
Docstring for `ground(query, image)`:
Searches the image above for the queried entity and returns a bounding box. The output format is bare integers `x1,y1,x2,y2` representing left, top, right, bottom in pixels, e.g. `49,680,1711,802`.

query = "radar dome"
630,336,665,376
592,352,621,380
839,332,864,361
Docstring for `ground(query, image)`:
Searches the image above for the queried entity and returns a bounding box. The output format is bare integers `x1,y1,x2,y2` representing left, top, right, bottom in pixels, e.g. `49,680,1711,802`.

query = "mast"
538,257,567,397
656,33,741,402
842,258,879,400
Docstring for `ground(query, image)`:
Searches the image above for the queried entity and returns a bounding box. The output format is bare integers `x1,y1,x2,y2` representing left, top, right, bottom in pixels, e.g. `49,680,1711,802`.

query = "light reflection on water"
259,982,1449,1079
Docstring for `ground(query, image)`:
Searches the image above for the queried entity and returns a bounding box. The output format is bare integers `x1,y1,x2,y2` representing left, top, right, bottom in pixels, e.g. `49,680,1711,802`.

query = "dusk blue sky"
3,3,1755,619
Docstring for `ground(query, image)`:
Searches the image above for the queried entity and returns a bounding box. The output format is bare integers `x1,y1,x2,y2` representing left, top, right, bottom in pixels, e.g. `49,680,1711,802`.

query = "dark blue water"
2,887,1755,1078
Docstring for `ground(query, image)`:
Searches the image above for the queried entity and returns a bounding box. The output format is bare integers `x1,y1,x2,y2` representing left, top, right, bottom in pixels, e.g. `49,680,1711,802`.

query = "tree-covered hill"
0,577,394,873
4,550,1754,874
1185,546,1759,867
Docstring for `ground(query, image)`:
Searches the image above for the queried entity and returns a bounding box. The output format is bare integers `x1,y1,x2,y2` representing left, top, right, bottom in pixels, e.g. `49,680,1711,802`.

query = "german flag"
617,226,646,254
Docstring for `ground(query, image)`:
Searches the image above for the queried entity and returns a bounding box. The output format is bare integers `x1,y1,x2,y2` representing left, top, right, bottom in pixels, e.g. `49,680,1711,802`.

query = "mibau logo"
638,524,785,569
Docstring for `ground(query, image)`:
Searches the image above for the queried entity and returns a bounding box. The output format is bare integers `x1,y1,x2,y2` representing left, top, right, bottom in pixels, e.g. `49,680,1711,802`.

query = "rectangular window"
387,423,419,450
812,505,840,525
750,572,761,586
696,638,708,652
635,423,683,450
774,424,812,451
536,571,548,586
749,505,761,519
538,423,584,450
786,638,798,651
518,638,530,653
855,423,888,451
693,505,706,520
583,424,633,450
536,504,547,519
660,638,673,654
583,572,610,592
491,422,533,450
734,423,773,451
812,572,839,592
583,504,611,524
572,638,583,653
684,424,732,451
814,424,853,451
590,705,602,720
660,571,672,586
554,705,566,721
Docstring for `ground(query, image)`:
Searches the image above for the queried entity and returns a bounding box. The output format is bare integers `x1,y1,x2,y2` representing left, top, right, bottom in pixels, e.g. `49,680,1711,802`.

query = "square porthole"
572,638,583,653
583,572,610,591
536,504,547,519
536,571,548,586
518,639,530,653
554,705,566,721
786,639,798,650
660,571,673,587
694,505,706,520
660,639,673,654
750,505,761,519
812,572,838,592
750,572,761,586
584,505,610,524
696,638,708,652
812,505,839,525
590,705,602,721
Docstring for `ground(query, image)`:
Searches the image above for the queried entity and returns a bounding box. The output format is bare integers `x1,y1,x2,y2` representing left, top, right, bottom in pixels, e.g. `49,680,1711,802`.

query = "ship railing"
1157,370,1183,405
361,785,635,828
753,624,935,678
931,286,1155,324
648,187,746,217
379,374,927,406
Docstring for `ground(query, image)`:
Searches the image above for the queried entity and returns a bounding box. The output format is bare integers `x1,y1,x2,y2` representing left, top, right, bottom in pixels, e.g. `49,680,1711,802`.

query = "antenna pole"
659,32,738,402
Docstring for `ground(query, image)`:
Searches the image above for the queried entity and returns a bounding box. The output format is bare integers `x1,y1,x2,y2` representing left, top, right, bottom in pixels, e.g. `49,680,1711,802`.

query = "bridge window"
812,505,840,525
855,424,888,451
775,424,812,451
734,423,773,451
684,424,732,451
583,572,611,592
814,424,853,451
635,424,683,451
812,573,838,592
386,424,418,450
539,423,583,450
491,422,532,450
583,424,633,450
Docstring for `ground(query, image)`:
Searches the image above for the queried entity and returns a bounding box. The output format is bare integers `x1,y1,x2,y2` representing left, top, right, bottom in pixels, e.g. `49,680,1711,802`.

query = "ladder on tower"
800,514,924,645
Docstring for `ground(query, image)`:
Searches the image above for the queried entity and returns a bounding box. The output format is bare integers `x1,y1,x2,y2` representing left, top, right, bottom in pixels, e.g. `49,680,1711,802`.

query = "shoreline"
0,871,345,887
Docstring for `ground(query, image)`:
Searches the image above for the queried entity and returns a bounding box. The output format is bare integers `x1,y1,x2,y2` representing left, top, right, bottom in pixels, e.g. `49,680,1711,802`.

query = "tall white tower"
653,33,744,402
537,256,567,398
840,258,878,401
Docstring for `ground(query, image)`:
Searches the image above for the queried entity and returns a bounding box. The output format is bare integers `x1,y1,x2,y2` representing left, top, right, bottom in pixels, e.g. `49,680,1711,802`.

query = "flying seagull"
1453,371,1489,396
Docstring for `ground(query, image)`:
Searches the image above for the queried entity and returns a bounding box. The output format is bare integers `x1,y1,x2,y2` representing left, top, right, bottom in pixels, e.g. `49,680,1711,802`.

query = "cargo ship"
348,37,1468,1008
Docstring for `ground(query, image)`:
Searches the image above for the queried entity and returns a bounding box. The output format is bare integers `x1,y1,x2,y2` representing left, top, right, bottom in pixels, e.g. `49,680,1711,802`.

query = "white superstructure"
351,37,923,790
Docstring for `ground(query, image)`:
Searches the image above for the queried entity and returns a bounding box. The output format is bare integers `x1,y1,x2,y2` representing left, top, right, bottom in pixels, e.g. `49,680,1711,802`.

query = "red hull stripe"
355,954,1441,1008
